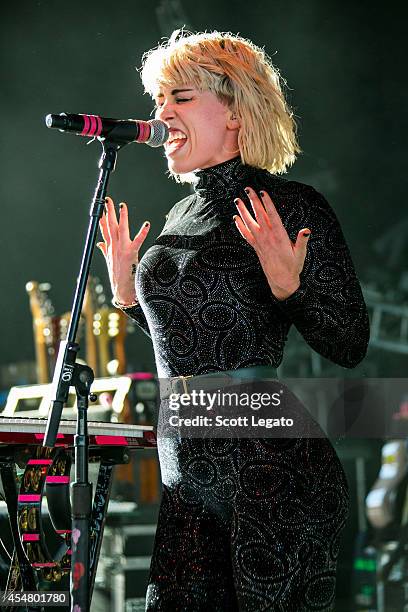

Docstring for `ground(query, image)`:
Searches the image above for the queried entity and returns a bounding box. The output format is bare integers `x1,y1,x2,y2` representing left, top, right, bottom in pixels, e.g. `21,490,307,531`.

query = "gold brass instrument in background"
26,276,130,384
25,281,57,384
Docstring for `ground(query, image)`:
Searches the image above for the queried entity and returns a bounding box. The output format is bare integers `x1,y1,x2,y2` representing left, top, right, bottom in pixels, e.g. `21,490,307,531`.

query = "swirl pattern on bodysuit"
120,157,369,611
125,156,369,377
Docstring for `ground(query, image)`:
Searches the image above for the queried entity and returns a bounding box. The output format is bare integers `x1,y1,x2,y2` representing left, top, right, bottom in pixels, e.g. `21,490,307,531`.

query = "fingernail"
105,197,109,203
244,188,250,195
303,231,311,237
234,199,240,206
233,215,238,221
144,221,150,227
119,203,123,209
260,191,265,197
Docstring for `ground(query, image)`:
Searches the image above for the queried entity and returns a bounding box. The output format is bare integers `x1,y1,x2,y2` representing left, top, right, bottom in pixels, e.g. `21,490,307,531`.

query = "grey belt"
159,365,278,399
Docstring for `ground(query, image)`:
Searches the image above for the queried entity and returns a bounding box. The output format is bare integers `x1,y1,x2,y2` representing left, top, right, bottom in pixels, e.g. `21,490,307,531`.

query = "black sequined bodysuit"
122,157,370,611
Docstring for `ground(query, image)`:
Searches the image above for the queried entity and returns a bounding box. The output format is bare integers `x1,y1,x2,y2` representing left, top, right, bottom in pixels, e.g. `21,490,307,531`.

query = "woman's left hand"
234,187,311,301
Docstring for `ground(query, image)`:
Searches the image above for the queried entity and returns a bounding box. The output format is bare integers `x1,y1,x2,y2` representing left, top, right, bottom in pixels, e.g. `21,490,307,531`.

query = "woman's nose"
156,100,176,121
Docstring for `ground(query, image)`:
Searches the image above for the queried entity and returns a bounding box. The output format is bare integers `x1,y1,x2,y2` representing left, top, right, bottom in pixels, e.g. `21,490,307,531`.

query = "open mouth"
165,130,188,155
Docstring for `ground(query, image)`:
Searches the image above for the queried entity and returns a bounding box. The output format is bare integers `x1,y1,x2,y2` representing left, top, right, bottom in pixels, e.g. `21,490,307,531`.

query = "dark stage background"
1,2,408,610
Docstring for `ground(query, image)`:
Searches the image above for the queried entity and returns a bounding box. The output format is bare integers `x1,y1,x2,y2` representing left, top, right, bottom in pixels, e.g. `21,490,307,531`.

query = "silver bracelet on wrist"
111,296,139,309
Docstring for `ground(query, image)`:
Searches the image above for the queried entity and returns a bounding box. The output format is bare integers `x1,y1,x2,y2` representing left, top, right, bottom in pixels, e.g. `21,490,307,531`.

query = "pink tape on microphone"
137,121,150,143
81,114,103,137
81,114,91,136
89,115,97,136
91,115,102,137
96,114,102,136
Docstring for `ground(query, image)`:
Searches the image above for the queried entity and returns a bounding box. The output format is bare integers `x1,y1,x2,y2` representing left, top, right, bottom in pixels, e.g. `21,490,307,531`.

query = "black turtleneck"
121,157,369,377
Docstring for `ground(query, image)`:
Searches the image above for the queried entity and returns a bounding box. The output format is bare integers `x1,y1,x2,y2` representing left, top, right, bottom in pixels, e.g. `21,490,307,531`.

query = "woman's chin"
166,157,196,176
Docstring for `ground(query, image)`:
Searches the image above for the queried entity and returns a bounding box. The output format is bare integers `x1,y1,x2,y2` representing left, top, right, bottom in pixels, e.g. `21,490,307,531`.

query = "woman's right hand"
97,197,150,305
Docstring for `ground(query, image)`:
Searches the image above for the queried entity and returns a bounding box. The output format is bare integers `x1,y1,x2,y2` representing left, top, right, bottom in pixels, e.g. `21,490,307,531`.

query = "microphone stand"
44,138,125,612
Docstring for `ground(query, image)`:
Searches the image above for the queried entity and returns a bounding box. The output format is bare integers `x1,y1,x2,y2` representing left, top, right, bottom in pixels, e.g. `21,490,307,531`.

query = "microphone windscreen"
147,120,169,147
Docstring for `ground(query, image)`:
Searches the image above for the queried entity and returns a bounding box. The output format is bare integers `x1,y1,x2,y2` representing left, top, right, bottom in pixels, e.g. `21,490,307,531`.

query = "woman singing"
98,30,370,612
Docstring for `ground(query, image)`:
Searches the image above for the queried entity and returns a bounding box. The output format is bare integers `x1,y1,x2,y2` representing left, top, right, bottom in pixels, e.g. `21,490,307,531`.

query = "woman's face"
154,84,239,175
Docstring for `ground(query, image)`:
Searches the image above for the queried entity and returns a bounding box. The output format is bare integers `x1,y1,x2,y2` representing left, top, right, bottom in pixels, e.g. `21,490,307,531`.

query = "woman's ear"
227,113,240,129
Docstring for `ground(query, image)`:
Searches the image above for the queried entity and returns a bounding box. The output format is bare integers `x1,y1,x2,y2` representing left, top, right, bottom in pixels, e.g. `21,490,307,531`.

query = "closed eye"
152,98,192,111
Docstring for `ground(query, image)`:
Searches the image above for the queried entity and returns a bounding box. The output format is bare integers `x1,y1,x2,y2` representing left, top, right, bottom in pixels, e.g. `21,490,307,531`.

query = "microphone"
45,113,169,147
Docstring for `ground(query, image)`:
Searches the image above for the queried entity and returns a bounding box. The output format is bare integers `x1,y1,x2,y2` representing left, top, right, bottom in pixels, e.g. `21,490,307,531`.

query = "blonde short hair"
140,30,300,181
